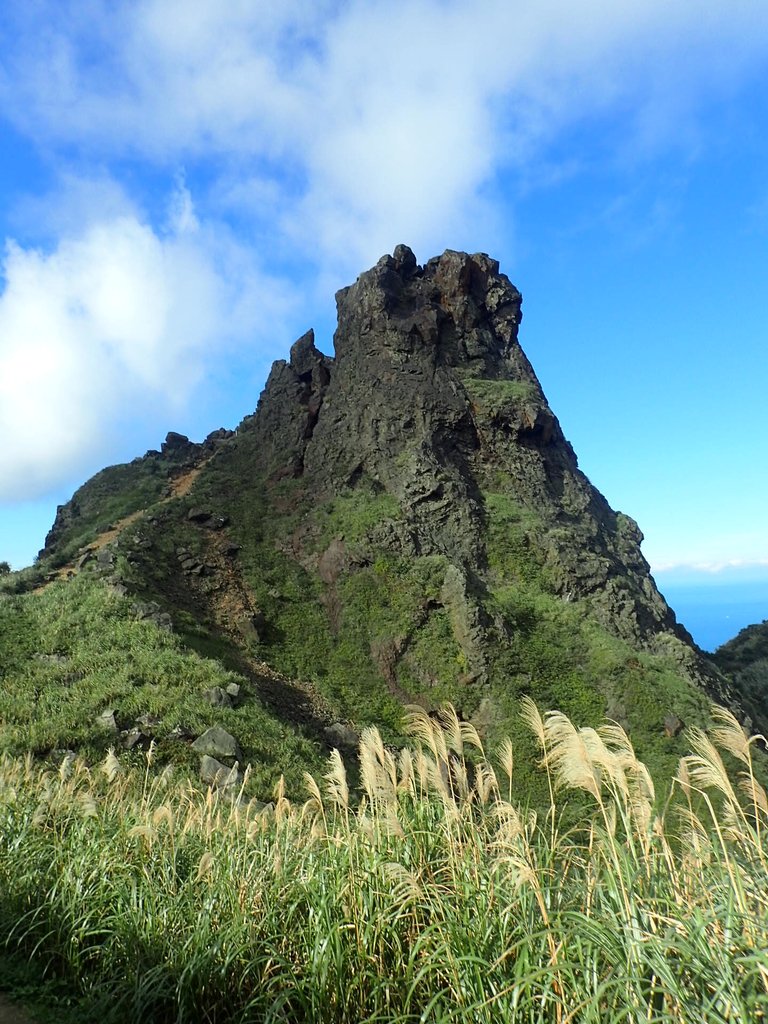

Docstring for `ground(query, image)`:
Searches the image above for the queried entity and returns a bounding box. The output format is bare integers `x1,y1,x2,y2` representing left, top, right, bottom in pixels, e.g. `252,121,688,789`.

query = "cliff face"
239,247,711,669
34,246,733,758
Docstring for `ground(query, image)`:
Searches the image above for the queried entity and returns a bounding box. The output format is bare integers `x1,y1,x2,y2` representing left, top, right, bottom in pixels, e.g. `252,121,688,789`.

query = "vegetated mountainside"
711,619,768,733
1,246,743,796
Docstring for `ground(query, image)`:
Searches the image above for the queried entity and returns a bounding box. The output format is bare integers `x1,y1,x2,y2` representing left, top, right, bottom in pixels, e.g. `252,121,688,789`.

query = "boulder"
200,755,241,790
203,686,234,709
97,708,118,732
323,722,360,748
192,726,243,763
664,714,685,738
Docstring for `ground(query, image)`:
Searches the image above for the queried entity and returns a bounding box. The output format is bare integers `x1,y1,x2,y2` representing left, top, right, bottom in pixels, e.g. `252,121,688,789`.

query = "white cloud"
3,1,768,275
0,186,292,501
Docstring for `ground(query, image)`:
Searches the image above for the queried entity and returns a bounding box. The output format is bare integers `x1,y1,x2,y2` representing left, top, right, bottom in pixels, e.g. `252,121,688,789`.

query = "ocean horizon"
658,579,768,653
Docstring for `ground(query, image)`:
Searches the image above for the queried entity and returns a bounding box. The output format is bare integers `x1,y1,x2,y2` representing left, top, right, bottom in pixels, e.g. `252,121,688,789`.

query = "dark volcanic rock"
240,246,720,694
35,244,736,740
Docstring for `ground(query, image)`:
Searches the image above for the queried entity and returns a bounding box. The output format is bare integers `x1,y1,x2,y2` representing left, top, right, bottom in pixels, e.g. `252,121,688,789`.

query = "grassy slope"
0,576,322,798
711,621,768,731
0,706,766,1023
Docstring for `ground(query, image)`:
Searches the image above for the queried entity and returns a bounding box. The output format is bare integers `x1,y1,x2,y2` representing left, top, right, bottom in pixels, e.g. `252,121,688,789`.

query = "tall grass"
1,704,767,1022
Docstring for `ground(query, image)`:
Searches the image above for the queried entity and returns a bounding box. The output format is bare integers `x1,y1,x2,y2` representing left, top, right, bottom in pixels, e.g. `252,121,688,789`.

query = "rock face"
240,246,720,686
32,245,736,744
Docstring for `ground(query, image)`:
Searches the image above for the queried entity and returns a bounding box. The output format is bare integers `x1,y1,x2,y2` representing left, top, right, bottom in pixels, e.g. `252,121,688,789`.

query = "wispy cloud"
0,181,293,500
3,1,768,272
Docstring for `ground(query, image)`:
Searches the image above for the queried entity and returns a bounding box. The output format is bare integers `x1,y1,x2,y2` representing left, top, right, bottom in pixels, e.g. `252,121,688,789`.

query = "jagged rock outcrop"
237,245,724,697
30,245,737,747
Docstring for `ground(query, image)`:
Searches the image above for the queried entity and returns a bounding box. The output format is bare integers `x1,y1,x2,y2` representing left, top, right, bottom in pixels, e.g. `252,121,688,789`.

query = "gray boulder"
200,755,241,790
192,726,243,762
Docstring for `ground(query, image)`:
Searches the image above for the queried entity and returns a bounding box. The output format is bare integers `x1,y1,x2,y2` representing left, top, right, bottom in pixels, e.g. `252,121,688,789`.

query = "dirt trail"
198,529,337,738
0,992,36,1024
38,462,210,590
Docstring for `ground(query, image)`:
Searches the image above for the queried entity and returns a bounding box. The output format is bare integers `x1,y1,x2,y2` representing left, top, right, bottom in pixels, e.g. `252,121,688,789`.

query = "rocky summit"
4,246,751,792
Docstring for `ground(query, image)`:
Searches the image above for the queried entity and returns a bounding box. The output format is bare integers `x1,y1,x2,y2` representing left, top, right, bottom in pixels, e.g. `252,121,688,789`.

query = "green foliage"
312,485,401,553
0,577,323,797
483,490,545,587
1,706,767,1023
0,561,10,576
461,375,539,416
712,621,768,728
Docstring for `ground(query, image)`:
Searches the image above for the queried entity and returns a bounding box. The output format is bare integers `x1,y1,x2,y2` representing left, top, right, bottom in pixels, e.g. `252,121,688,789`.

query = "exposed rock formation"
237,245,724,696
30,245,736,749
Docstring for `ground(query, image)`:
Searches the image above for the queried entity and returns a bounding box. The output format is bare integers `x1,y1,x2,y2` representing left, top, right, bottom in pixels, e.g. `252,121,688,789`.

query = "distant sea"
658,580,768,653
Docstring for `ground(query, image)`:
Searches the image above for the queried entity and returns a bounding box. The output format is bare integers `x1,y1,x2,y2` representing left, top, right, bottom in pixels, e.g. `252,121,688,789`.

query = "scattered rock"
664,714,685,738
136,713,161,732
237,612,266,643
132,601,173,631
33,653,68,665
76,550,94,570
188,508,213,523
203,515,229,530
203,686,234,709
200,754,242,790
97,709,118,732
192,726,243,763
122,727,150,750
168,725,193,741
323,722,360,748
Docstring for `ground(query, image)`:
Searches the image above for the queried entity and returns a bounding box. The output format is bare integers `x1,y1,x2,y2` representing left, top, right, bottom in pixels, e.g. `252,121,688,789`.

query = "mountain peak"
20,246,742,775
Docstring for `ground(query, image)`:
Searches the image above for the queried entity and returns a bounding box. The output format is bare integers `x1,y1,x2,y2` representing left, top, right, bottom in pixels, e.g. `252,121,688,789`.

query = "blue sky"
1,1,767,637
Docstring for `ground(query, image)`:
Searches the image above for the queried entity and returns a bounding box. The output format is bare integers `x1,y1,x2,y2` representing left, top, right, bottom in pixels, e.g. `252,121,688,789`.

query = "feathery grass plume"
273,774,291,824
195,851,215,882
450,755,470,804
403,704,438,756
359,726,397,806
437,703,463,755
540,711,601,802
581,726,629,803
491,800,525,847
738,774,768,816
128,822,156,848
303,770,324,810
58,752,76,782
711,705,767,854
101,748,120,783
397,747,415,798
152,804,174,831
460,717,485,756
683,727,740,808
77,786,97,819
382,861,422,908
473,760,498,805
324,749,350,812
710,705,752,764
520,695,546,750
520,696,557,835
496,737,515,802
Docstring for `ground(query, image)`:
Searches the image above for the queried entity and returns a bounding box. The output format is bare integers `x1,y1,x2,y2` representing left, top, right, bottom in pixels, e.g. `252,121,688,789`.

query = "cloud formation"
3,0,768,271
0,185,288,501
